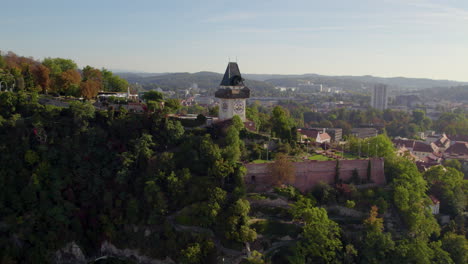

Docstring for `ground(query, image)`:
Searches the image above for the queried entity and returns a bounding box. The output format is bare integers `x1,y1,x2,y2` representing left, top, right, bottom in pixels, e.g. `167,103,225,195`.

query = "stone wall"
245,158,385,192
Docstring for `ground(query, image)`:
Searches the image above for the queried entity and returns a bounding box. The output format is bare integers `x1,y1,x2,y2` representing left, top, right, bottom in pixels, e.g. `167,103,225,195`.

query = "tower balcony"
215,87,250,99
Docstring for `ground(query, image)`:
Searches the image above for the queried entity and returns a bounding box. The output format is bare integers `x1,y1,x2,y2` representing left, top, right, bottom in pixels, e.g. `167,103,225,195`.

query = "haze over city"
2,0,468,81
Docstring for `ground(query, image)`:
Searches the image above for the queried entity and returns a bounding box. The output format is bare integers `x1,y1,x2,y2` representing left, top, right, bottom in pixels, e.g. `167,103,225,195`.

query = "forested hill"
0,92,254,263
116,71,277,96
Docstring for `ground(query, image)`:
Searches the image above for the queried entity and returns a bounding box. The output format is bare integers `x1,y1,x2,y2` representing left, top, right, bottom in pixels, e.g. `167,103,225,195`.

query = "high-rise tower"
371,84,388,110
215,62,250,121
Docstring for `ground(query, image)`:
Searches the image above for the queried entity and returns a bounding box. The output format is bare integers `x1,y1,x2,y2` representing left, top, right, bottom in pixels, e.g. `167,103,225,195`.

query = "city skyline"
2,0,468,81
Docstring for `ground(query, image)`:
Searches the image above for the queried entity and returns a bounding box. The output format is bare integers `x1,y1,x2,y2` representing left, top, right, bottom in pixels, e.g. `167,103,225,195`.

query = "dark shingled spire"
220,62,245,86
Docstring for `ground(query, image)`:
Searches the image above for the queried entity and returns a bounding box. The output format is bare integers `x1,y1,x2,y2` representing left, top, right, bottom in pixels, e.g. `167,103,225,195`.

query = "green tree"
293,206,342,263
222,125,242,162
424,165,466,216
441,232,468,264
142,91,163,102
271,106,295,141
387,156,440,238
361,206,395,263
42,57,77,76
102,68,128,92
223,199,257,243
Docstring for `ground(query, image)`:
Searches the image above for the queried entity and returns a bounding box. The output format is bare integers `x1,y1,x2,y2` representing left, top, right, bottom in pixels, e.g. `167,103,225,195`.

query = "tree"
423,165,466,216
102,68,128,92
223,199,257,243
80,80,100,99
442,232,468,264
271,106,294,141
361,206,395,263
387,156,440,238
42,57,77,76
231,115,244,131
268,153,295,186
32,64,50,93
0,53,6,68
58,69,81,95
292,206,342,263
142,91,163,102
367,134,395,158
442,159,462,172
222,125,242,162
165,98,181,112
75,66,103,99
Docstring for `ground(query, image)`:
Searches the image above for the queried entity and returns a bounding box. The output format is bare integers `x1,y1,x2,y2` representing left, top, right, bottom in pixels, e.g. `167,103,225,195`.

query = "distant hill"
245,74,468,91
116,71,468,95
116,71,279,96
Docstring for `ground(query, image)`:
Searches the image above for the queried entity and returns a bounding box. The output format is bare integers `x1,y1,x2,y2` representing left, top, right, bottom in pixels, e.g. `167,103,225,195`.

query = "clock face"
233,100,244,113
221,101,228,112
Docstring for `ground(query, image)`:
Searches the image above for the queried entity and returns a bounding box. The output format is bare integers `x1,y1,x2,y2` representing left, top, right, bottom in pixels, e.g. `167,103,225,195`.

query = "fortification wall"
245,158,385,192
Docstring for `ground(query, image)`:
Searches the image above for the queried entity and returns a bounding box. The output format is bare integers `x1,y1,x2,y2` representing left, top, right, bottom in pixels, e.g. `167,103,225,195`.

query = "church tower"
215,62,250,121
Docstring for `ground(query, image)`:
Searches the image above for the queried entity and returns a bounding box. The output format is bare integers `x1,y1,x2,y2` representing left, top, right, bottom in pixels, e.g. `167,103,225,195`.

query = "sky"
2,0,468,81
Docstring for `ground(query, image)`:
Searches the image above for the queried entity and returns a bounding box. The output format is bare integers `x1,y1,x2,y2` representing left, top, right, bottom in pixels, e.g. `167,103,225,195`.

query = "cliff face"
245,158,386,192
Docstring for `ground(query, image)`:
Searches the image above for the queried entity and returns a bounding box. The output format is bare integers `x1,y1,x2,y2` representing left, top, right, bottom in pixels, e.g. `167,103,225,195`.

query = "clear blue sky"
2,0,468,81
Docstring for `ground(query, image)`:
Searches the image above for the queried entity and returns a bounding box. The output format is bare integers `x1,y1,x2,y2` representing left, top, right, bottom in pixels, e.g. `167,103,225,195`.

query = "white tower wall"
219,98,246,121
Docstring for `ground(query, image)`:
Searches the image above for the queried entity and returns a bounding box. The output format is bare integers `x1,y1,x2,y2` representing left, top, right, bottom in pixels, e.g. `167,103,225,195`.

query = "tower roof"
220,62,245,86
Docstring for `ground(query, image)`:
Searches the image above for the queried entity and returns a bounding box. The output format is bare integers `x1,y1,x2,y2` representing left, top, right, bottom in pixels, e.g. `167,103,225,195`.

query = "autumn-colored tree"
364,205,384,232
32,64,50,93
80,80,100,100
268,153,295,186
57,69,81,94
82,66,103,83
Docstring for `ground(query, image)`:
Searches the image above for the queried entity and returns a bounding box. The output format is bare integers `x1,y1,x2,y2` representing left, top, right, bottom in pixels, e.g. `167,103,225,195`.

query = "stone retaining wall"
245,158,385,192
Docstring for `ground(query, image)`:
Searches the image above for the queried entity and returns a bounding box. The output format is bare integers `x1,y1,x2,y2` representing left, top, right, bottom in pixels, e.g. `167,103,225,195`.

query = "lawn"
252,159,271,164
308,154,331,161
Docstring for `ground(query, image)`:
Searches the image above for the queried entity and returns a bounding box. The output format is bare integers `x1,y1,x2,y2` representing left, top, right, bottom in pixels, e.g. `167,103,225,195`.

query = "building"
215,62,250,121
351,128,378,139
311,127,342,142
97,87,138,102
371,84,388,110
444,142,468,160
428,195,440,215
395,94,422,108
298,128,331,143
412,141,439,160
193,95,215,106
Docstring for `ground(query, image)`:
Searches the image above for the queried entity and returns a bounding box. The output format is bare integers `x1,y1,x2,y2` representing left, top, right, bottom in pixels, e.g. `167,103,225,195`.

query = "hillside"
117,71,468,94
116,71,279,97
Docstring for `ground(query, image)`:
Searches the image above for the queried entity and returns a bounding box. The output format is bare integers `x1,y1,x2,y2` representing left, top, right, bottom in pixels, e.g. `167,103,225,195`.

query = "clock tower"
215,62,250,121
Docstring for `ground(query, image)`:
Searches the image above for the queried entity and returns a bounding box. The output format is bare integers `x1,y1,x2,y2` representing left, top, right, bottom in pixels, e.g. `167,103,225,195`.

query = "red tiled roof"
429,195,440,204
413,141,437,153
393,139,415,149
445,142,468,155
320,132,331,141
434,135,450,148
447,135,468,142
298,129,320,139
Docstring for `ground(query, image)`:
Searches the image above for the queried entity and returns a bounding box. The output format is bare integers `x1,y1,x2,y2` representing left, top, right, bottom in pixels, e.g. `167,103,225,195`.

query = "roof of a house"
413,141,437,153
393,139,416,149
429,195,440,205
298,129,330,141
447,135,468,142
445,142,468,155
434,134,450,148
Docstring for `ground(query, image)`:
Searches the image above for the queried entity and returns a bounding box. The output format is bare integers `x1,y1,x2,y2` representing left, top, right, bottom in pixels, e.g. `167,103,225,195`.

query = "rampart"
245,158,386,192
